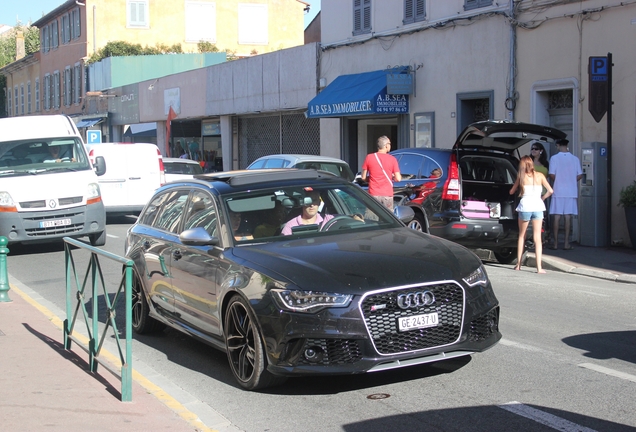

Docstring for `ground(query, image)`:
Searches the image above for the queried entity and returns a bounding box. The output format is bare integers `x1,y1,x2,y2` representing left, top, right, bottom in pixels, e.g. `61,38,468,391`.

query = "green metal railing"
63,237,133,402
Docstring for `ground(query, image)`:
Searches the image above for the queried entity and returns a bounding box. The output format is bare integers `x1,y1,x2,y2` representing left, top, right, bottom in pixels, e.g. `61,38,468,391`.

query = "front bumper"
0,202,106,244
257,281,501,377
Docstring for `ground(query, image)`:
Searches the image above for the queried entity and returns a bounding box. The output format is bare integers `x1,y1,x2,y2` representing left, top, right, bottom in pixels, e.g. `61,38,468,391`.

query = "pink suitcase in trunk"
461,200,499,218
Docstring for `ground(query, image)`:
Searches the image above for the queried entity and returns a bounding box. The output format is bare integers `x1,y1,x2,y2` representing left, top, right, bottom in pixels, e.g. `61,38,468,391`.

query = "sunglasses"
531,147,540,151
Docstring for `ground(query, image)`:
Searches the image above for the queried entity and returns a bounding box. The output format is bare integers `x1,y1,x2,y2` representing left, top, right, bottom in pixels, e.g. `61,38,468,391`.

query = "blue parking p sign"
87,130,102,144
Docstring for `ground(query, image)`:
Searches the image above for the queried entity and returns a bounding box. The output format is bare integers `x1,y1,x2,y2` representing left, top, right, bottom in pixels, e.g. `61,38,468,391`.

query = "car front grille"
297,338,363,366
23,210,85,237
468,307,499,342
360,283,464,355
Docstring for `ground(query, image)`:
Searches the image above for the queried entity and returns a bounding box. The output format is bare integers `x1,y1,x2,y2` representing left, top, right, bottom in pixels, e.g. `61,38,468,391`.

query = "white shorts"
550,197,578,215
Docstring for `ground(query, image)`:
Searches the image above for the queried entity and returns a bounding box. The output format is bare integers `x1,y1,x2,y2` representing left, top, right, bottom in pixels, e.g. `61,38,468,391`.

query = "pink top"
281,213,334,235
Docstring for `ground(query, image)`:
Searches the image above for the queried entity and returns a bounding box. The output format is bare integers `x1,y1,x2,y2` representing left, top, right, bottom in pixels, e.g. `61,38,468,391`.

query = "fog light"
303,346,324,363
8,231,17,240
90,222,99,231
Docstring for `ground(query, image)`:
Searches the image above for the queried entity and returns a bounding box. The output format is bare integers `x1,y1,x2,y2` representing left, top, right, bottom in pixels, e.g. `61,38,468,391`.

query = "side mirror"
179,227,219,246
394,205,415,224
94,156,106,176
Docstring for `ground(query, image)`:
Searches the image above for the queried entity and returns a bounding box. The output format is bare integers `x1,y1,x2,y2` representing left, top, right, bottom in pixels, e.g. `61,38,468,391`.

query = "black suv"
390,120,566,264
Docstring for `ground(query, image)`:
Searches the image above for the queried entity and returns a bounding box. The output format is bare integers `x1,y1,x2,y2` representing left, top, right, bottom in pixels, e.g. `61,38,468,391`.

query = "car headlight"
463,265,488,287
0,191,16,207
272,288,353,313
86,182,101,199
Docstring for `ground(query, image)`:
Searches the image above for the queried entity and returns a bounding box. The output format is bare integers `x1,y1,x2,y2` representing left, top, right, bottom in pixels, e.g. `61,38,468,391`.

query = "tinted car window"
183,191,218,236
460,156,516,184
248,159,266,169
141,190,190,233
395,153,424,179
263,158,289,168
295,162,354,182
165,161,203,175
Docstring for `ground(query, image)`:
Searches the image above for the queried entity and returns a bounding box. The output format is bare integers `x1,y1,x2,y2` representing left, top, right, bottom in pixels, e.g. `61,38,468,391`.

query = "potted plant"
617,180,636,249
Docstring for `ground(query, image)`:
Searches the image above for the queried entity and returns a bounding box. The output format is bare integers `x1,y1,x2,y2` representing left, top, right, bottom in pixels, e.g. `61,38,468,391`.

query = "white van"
0,115,107,246
86,143,165,215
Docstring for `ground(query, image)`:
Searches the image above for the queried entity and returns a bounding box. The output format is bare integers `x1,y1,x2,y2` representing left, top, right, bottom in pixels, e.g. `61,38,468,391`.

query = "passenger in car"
230,211,254,241
253,201,287,238
280,190,334,235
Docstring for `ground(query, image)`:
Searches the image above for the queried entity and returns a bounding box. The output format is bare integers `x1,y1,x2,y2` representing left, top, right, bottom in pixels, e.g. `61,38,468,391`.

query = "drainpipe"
93,5,97,54
505,0,517,120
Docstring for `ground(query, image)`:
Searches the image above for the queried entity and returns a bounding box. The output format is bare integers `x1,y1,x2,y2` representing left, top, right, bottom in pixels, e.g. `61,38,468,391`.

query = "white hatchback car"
247,154,355,182
163,157,204,182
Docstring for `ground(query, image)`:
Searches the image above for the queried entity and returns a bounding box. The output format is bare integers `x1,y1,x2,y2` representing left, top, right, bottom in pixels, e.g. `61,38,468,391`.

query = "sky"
1,0,320,28
0,0,63,26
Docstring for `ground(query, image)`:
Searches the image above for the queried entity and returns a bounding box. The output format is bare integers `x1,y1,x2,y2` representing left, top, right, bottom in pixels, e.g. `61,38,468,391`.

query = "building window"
27,81,32,114
13,87,18,116
71,7,81,39
35,78,40,112
238,3,268,45
64,67,72,107
42,26,49,52
51,20,59,50
464,0,493,11
20,84,25,115
414,112,434,148
404,0,426,24
185,1,216,43
53,71,61,109
353,0,371,36
127,0,149,28
62,14,71,44
44,75,50,110
73,63,82,104
6,87,11,116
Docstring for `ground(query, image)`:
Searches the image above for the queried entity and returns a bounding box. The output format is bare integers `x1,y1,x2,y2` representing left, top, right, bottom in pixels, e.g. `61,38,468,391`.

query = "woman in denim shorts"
509,156,553,273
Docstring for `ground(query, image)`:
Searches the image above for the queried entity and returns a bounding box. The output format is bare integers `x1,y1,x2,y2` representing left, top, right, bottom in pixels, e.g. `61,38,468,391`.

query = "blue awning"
75,118,104,128
307,68,410,118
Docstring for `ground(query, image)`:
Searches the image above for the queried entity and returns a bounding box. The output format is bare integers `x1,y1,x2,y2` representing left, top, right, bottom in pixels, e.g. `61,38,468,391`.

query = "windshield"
0,138,91,176
223,182,401,243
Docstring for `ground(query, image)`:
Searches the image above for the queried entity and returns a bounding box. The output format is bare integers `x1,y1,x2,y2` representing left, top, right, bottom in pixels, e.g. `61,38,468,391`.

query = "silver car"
247,154,355,182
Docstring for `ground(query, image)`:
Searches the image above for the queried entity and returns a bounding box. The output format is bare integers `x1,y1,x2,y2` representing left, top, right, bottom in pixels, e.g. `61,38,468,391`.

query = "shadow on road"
563,330,636,364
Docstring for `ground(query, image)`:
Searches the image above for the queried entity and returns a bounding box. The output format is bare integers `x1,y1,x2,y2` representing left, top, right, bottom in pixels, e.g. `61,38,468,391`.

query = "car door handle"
172,250,182,261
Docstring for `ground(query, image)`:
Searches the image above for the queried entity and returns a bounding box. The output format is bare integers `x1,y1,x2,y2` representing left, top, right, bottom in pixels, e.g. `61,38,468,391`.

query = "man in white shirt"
548,139,583,250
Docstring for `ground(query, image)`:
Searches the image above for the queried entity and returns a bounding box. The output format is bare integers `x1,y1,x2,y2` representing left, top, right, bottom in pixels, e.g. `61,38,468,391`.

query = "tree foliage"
86,40,186,64
0,24,40,68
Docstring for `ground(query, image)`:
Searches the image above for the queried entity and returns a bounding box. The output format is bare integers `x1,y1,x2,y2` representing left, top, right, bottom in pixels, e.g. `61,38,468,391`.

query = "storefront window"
414,112,434,148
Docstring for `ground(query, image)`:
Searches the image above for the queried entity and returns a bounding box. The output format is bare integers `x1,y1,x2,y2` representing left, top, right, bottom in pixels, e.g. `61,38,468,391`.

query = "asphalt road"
7,217,636,432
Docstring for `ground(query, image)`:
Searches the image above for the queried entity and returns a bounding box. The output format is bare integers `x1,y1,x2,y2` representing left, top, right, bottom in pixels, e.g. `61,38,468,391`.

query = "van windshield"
0,138,91,176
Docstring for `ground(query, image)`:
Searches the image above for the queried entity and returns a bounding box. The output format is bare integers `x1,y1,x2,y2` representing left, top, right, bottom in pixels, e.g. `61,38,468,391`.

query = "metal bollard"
0,236,11,302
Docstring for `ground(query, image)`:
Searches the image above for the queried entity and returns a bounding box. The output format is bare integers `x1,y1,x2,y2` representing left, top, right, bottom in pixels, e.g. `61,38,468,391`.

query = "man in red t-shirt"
361,135,401,210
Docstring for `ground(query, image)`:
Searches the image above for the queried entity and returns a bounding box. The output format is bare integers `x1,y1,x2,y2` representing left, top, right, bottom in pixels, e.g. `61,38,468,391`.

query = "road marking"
578,363,636,383
498,401,598,432
575,290,610,297
499,338,547,353
106,233,118,238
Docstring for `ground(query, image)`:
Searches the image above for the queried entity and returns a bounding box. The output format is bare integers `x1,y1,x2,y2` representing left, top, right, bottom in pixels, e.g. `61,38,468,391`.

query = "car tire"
494,248,517,264
224,294,286,390
131,271,165,334
407,212,426,232
89,230,106,247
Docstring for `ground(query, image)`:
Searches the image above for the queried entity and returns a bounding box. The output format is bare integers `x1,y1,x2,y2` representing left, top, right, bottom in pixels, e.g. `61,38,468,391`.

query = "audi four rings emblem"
397,291,435,309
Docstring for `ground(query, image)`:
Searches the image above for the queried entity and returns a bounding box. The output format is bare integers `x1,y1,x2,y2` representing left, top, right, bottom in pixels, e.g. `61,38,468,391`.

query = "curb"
524,253,636,284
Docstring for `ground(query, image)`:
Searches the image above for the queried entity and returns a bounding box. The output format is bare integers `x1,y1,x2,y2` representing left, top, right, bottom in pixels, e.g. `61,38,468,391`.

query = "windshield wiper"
0,170,16,176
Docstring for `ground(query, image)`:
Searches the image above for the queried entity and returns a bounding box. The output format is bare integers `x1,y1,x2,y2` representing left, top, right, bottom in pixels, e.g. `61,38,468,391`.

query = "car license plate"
398,312,439,332
40,218,71,228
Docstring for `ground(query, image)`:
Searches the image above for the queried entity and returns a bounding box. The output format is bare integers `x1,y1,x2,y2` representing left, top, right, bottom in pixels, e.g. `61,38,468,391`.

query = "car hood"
230,228,482,294
454,120,567,153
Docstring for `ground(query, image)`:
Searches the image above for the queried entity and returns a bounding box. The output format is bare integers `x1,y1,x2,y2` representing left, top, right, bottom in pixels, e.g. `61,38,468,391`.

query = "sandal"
563,245,574,250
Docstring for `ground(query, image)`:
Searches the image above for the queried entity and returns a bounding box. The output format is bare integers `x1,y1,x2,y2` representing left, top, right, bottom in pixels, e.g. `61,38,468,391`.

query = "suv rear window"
459,156,516,184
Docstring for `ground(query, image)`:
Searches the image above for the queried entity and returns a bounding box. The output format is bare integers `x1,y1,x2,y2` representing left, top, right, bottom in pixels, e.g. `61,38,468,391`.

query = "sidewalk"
1,245,634,432
524,243,636,283
0,285,209,432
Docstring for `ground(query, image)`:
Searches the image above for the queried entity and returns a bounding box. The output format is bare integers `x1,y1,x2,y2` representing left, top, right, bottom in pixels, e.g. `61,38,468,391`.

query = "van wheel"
494,248,517,264
89,230,106,246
